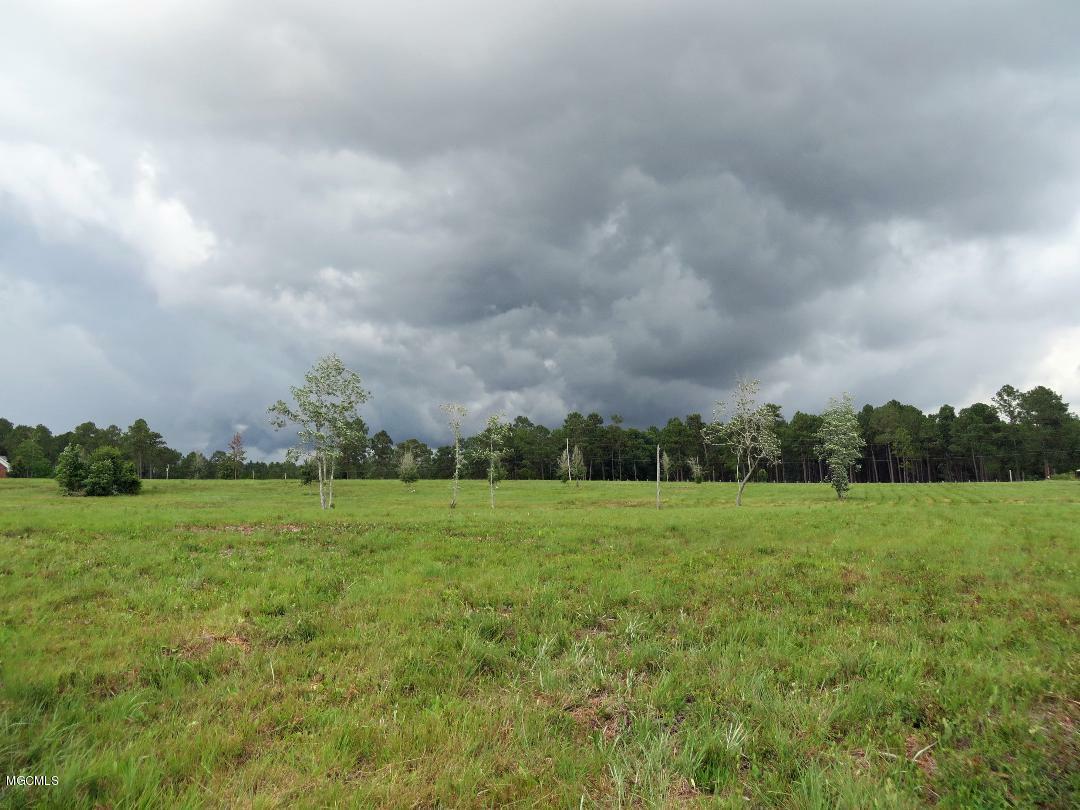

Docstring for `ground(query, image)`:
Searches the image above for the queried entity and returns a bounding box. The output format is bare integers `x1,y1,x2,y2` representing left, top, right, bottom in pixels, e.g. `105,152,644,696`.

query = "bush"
115,462,142,494
62,445,141,497
83,459,117,496
55,444,86,494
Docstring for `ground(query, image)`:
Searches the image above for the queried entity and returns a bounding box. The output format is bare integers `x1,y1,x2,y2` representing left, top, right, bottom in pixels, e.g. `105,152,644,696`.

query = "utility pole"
656,444,661,509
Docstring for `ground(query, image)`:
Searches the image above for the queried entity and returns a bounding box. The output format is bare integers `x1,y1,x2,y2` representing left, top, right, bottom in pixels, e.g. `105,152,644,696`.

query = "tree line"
2,382,1078,486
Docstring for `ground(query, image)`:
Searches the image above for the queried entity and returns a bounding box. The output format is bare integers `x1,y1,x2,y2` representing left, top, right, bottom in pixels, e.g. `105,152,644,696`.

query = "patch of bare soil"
668,776,703,803
167,632,251,658
564,689,630,742
906,734,938,777
179,523,307,535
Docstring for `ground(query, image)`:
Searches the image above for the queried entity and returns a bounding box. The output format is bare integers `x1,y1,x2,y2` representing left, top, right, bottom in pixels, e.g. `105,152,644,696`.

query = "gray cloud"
2,1,1079,455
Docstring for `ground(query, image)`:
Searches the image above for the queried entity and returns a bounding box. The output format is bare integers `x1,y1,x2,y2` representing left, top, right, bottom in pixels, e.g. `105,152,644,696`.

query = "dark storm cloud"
2,1,1079,454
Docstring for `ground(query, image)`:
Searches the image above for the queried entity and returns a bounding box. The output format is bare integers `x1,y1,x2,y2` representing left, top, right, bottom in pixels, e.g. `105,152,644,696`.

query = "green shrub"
75,446,142,497
115,461,142,494
55,443,86,494
83,459,116,496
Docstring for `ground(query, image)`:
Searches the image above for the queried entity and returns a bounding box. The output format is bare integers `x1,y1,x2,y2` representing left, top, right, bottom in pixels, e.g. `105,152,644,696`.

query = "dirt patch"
839,566,868,588
169,632,252,658
574,616,616,640
565,689,629,742
1031,693,1079,776
179,523,307,536
906,734,938,779
668,776,702,803
89,668,140,699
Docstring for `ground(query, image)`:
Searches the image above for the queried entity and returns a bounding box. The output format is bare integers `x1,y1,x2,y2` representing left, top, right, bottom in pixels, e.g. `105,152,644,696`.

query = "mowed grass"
1,479,1077,808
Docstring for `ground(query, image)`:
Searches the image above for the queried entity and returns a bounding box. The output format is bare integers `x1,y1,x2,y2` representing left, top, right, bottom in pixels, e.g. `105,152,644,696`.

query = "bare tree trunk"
736,459,756,506
450,440,460,508
318,455,326,509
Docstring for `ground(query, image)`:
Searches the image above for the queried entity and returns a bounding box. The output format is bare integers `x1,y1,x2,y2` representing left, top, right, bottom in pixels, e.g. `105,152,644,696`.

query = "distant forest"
2,384,1078,484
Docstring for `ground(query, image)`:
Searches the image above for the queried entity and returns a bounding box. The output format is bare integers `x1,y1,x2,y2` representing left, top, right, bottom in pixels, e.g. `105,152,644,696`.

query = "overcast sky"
2,1,1079,455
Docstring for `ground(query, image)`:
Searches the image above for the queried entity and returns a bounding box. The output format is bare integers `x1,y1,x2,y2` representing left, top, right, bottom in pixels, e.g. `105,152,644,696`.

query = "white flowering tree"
472,411,510,509
440,403,467,508
268,354,370,510
704,377,781,506
816,393,865,500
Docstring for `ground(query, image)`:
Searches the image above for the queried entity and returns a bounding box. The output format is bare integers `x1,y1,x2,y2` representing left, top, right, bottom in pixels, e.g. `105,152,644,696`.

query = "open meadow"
1,479,1077,808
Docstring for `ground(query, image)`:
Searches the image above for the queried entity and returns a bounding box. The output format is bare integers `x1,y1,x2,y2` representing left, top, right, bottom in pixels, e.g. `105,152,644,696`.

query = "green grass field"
1,479,1077,808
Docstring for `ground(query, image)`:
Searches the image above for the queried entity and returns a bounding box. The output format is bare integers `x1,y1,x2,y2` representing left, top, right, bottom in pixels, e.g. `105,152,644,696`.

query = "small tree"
472,412,510,509
661,450,672,482
817,393,865,500
55,443,86,494
687,457,704,484
556,445,585,485
227,432,247,480
299,460,316,486
704,377,781,506
398,449,419,490
269,354,371,510
555,450,569,482
441,403,467,508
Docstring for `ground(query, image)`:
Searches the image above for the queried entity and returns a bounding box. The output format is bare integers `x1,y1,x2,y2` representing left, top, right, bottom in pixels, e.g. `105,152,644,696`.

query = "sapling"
556,445,585,485
268,354,370,510
440,403,467,508
472,412,510,508
703,377,781,506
